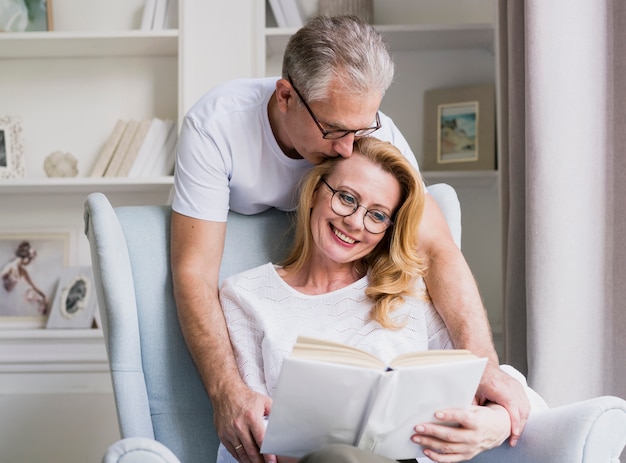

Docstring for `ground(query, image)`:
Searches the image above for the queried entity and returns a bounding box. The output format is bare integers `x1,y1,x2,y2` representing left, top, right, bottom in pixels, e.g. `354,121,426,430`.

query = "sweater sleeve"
220,276,269,396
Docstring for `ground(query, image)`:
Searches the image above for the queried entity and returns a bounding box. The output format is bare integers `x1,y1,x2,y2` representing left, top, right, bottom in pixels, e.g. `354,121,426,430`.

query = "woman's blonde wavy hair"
281,137,427,328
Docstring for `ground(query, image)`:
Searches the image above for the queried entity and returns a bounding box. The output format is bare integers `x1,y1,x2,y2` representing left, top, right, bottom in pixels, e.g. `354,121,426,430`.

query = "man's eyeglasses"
322,179,393,234
288,75,381,140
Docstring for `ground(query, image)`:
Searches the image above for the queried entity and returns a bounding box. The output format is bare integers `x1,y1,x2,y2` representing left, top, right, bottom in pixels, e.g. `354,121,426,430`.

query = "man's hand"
215,381,276,463
475,362,530,446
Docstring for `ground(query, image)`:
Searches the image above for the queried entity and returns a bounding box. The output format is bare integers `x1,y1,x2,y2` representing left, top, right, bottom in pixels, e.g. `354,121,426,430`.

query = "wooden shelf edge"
422,170,499,188
0,176,174,195
0,30,179,58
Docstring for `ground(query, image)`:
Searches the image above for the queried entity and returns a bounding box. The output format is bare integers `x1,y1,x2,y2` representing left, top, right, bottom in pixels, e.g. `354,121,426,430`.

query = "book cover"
268,0,287,28
128,118,174,177
278,0,304,28
90,119,127,177
116,119,153,177
140,0,157,30
261,336,487,460
146,121,177,176
164,0,178,29
104,119,140,177
152,0,168,30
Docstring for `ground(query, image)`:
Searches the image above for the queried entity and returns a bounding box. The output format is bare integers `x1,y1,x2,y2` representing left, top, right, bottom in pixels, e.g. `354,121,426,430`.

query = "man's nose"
332,133,356,158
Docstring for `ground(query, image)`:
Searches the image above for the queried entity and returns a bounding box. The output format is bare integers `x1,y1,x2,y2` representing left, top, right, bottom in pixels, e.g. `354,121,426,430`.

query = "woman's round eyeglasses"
288,75,381,140
322,179,393,234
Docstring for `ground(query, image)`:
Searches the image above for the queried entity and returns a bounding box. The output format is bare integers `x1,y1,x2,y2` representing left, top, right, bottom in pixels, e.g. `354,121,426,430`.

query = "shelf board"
422,170,499,188
0,176,174,194
265,23,494,56
0,30,178,59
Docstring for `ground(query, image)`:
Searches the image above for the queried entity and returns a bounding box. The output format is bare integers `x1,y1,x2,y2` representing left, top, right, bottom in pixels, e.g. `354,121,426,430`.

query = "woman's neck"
278,258,366,295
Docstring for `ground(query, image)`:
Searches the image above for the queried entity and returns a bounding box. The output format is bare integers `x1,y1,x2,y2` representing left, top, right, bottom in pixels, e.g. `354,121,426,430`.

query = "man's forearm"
174,279,244,400
424,246,499,365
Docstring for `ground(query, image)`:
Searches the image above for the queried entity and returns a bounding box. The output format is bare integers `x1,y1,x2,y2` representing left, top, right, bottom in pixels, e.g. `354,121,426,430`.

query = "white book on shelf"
164,0,178,29
268,0,288,27
162,132,178,176
140,0,157,30
146,122,177,176
90,119,127,177
279,0,304,28
152,0,169,30
116,118,153,177
128,118,174,177
104,119,140,177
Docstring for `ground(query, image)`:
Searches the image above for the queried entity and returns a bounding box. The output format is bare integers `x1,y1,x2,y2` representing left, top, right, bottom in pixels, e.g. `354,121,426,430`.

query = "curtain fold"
500,0,626,406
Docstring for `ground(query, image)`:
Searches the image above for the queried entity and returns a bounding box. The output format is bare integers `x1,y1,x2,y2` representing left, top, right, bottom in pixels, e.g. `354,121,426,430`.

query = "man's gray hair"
282,15,395,102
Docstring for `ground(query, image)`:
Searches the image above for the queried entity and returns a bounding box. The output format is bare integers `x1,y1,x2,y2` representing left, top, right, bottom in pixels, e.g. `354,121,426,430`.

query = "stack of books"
90,118,177,178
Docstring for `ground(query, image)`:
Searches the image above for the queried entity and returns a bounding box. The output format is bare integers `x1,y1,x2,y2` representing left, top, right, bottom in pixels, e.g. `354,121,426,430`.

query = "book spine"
116,118,152,177
152,0,168,30
268,0,288,28
90,119,127,177
279,0,304,28
104,119,140,177
140,0,157,30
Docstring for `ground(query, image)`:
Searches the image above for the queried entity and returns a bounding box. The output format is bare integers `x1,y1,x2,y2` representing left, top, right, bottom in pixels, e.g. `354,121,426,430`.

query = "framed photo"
46,266,98,329
0,0,53,32
0,231,70,328
422,84,495,171
0,115,26,179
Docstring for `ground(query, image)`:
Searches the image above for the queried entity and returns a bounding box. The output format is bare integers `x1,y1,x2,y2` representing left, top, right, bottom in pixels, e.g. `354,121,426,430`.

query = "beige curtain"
499,0,626,406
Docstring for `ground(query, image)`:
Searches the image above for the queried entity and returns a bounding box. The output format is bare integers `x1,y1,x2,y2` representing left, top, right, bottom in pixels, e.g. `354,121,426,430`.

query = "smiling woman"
217,137,531,463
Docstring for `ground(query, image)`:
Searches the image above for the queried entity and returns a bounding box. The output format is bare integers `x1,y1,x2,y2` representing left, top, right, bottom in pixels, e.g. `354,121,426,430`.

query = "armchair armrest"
103,437,181,463
470,396,626,462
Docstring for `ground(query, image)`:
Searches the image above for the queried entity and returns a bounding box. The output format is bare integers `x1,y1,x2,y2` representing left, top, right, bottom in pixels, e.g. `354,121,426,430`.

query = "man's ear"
275,78,294,113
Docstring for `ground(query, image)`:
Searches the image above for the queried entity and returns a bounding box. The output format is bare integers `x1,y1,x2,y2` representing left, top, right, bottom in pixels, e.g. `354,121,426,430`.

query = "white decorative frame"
0,231,72,328
0,115,26,179
46,266,98,329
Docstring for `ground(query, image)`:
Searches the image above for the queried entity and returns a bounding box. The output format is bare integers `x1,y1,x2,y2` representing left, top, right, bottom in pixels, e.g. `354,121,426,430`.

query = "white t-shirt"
172,77,419,222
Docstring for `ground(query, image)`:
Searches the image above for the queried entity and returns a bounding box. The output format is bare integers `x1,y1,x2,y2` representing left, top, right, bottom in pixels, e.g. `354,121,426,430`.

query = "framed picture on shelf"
0,0,53,31
422,84,495,171
0,231,71,328
0,115,26,179
46,266,98,329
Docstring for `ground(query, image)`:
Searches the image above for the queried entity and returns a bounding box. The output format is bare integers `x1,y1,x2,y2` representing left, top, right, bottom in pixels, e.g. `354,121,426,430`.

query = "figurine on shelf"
44,150,79,178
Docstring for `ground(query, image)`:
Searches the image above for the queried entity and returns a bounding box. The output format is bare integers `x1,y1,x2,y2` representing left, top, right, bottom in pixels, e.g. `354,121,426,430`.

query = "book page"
291,336,387,370
389,349,476,369
357,357,488,459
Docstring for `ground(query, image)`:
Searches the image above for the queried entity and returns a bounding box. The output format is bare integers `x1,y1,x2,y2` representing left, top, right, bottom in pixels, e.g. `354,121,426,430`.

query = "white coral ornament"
44,151,79,177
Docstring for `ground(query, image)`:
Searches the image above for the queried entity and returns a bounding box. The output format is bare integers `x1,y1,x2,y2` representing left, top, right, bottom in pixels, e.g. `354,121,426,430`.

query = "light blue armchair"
84,185,626,463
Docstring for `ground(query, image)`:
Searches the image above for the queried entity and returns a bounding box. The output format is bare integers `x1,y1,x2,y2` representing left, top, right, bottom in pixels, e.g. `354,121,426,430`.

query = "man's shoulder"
189,77,278,116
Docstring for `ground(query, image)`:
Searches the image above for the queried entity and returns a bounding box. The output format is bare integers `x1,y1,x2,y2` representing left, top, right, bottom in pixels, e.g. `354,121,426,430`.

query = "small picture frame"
0,231,70,328
422,84,495,171
0,115,26,179
46,266,98,329
0,0,53,32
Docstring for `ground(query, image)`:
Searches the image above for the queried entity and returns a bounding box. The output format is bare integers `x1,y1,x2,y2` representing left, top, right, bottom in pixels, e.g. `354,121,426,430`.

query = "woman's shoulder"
220,262,278,291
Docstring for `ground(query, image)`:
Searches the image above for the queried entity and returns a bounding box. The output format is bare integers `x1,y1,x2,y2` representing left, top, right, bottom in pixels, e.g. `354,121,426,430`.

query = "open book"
260,336,487,460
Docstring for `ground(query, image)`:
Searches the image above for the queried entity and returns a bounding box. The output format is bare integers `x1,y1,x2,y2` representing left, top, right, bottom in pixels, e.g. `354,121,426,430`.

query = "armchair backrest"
84,183,461,463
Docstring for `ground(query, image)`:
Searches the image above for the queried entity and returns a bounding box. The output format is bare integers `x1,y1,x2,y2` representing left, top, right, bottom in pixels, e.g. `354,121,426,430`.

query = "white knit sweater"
220,263,453,398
